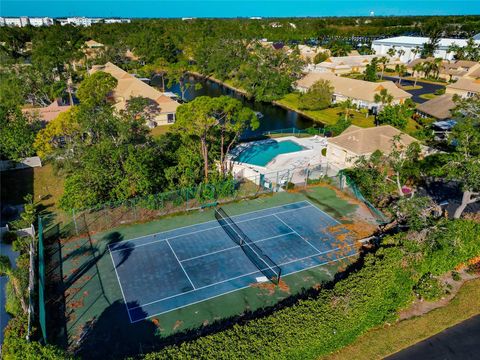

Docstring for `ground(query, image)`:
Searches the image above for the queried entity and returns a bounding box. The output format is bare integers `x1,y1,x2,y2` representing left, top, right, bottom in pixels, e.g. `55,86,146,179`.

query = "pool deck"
230,136,330,186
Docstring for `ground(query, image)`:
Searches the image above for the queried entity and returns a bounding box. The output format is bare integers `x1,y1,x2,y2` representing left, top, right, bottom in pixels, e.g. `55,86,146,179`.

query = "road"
387,315,480,360
381,75,445,104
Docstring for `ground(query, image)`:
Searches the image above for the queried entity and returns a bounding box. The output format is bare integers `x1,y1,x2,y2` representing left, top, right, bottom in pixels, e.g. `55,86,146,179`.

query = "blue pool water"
235,140,304,167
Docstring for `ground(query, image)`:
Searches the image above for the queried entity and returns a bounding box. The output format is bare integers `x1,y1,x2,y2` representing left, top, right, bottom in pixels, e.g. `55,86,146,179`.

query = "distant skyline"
1,1,479,18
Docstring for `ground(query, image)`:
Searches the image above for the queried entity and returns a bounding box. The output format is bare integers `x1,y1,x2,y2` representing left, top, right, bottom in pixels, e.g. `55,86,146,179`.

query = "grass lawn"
276,93,420,135
150,124,172,137
419,93,437,100
0,163,65,213
322,278,480,360
401,85,423,90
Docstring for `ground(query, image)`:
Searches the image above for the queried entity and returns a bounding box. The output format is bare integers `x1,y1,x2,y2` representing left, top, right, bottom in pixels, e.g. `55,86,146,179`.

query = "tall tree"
298,79,333,110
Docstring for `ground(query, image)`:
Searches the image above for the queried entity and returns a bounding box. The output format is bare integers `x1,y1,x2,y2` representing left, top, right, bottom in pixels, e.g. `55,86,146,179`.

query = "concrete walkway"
387,315,480,360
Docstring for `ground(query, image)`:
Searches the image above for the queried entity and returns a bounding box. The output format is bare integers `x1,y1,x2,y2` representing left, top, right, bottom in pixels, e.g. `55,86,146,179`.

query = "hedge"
144,219,480,360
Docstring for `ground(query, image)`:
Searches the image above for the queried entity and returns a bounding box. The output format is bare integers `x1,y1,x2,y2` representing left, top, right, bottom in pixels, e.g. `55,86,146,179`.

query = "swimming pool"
235,140,305,167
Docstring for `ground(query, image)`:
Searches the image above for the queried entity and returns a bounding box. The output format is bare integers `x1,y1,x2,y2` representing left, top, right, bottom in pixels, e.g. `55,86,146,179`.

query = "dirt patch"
172,320,183,331
399,270,480,321
251,279,290,295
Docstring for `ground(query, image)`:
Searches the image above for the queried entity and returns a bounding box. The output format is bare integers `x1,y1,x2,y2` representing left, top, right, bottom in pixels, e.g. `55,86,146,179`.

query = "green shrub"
451,271,461,281
413,273,445,301
2,231,17,244
321,148,327,157
2,315,69,360
434,88,446,95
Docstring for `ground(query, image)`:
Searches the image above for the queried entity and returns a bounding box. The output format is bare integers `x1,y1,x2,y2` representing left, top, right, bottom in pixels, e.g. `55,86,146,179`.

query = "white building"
66,17,93,26
29,17,54,27
104,18,131,24
372,36,480,63
1,16,29,27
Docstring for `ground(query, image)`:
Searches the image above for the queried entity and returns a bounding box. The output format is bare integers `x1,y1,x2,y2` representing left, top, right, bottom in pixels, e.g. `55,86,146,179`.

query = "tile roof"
22,99,71,122
447,78,480,93
328,125,417,155
416,94,456,120
296,72,412,102
90,62,180,114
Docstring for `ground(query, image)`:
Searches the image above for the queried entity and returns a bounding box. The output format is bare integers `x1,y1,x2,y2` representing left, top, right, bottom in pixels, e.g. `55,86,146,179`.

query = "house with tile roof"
296,72,412,110
446,77,480,98
89,62,180,126
21,99,72,125
305,55,401,75
416,94,456,120
326,125,418,169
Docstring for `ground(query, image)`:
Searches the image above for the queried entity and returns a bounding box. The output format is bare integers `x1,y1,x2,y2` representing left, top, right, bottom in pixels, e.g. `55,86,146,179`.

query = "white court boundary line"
108,201,312,250
304,200,341,225
109,200,351,322
127,241,358,314
180,231,295,263
109,203,312,253
108,247,133,323
128,252,359,323
273,214,322,254
166,239,196,290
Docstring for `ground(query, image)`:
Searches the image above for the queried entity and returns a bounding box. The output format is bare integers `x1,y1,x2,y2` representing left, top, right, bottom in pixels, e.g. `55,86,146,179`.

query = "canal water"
153,75,317,138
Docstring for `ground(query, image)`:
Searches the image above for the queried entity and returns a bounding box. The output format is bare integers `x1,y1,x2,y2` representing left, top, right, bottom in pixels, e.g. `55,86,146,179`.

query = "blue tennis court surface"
108,201,358,323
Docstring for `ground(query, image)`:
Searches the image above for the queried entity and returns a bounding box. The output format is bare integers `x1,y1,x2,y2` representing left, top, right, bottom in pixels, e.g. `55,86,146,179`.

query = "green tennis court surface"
109,201,356,322
48,186,375,357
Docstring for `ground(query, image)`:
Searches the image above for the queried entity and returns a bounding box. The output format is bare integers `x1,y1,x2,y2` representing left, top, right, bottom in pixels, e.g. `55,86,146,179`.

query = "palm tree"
387,46,396,58
0,255,28,314
395,64,407,85
339,99,355,121
412,63,424,87
411,46,421,60
397,49,406,61
374,88,394,107
378,56,389,79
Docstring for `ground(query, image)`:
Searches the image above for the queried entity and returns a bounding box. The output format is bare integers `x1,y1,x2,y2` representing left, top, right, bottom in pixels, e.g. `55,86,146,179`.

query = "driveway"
387,315,480,360
381,75,445,104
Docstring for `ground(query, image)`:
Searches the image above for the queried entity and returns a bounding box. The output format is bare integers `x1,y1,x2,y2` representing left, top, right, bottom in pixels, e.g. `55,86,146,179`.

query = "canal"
152,75,317,137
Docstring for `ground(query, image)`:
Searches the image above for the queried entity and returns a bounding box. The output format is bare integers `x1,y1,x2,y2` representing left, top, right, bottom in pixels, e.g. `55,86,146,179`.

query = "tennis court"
109,200,358,323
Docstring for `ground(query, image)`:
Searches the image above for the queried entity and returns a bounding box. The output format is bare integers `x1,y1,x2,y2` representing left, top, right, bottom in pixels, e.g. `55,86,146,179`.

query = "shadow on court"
73,247,371,360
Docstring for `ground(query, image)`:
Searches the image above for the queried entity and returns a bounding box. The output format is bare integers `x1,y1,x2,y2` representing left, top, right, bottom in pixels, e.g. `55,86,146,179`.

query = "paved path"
381,75,445,104
387,315,480,360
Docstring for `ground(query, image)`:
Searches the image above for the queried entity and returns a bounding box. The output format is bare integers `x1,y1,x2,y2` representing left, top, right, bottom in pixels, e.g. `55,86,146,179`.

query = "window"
167,113,175,123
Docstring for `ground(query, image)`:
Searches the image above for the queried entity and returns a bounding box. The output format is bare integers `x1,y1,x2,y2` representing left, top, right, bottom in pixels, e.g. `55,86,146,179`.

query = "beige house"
90,62,180,126
306,55,401,75
446,77,480,98
297,45,329,62
416,94,456,120
407,59,480,81
296,72,412,110
22,99,72,124
326,125,418,169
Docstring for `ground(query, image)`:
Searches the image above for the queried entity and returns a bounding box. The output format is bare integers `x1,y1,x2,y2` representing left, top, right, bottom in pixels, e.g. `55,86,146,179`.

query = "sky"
1,0,478,18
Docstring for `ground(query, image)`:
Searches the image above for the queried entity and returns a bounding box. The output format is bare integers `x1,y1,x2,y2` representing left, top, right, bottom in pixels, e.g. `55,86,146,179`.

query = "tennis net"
215,208,281,284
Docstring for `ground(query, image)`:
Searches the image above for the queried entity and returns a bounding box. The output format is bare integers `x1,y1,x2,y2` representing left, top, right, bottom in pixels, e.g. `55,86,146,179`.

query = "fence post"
72,208,79,235
38,217,47,343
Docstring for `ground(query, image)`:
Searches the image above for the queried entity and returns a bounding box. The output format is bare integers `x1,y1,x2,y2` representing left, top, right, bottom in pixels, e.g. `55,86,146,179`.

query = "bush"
2,231,17,244
143,219,480,359
451,271,461,281
434,88,446,95
2,315,69,360
413,273,445,301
